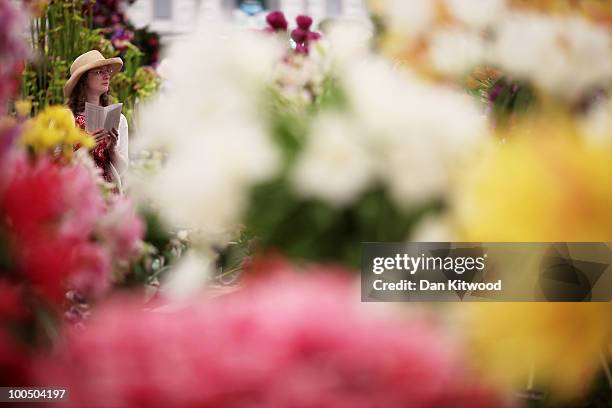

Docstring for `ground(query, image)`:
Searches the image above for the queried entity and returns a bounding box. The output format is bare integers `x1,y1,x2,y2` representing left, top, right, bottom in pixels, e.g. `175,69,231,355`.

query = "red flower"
266,11,288,32
296,15,313,30
36,271,506,408
0,279,26,321
0,329,31,387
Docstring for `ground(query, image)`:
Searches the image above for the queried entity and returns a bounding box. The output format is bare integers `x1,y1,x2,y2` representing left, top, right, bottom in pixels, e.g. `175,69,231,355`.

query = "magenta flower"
266,10,288,32
35,270,506,408
308,31,322,41
296,15,313,30
291,27,308,44
295,43,309,55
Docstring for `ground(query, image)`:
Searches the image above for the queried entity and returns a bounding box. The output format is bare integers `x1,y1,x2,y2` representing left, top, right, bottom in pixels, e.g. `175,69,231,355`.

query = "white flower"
409,214,457,242
343,57,421,137
162,251,212,301
582,97,612,146
444,0,507,29
134,23,283,241
342,56,487,207
326,20,373,68
491,13,612,99
386,0,435,37
428,28,486,77
379,135,449,206
147,120,279,237
291,113,375,207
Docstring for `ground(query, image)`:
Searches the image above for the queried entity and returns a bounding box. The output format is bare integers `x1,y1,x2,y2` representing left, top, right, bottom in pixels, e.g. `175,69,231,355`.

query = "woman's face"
86,67,112,94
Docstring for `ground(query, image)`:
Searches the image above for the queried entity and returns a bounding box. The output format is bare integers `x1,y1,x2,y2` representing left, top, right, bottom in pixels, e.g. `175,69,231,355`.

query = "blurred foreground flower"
20,106,94,159
372,0,612,105
36,271,507,408
451,119,612,400
455,128,612,241
1,121,144,304
134,23,283,242
459,302,612,401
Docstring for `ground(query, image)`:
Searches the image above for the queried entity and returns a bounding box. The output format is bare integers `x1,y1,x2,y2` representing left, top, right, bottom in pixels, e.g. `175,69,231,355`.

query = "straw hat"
64,50,123,97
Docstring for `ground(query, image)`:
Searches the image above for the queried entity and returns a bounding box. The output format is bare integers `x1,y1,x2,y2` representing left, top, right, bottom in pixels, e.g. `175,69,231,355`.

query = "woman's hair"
67,70,110,115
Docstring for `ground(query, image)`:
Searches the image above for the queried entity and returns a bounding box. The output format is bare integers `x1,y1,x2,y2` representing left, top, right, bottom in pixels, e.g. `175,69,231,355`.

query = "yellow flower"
20,106,94,159
459,302,612,401
452,119,612,400
455,124,612,242
14,99,32,118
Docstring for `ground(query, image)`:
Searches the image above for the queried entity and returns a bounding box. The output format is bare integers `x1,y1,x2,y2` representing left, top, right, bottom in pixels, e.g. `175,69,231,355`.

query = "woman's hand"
91,128,118,149
91,128,111,144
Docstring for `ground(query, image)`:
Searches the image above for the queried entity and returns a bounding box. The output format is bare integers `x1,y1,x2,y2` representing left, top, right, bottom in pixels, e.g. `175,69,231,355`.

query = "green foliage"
243,178,441,269
490,78,536,125
265,76,346,169
126,209,187,287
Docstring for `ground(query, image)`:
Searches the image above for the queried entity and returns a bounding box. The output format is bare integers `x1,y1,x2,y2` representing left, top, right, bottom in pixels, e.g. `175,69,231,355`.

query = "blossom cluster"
134,22,283,243
1,109,144,307
135,15,485,256
0,126,143,305
35,269,505,408
266,12,329,104
374,0,612,101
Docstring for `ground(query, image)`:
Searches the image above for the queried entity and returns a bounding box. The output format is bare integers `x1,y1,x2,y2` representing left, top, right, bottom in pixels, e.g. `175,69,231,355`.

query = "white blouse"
109,114,129,192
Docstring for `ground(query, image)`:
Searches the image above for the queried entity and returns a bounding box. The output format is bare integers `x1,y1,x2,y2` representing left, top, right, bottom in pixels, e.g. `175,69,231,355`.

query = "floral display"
371,0,612,124
1,114,144,305
0,1,610,406
135,14,485,267
0,103,144,384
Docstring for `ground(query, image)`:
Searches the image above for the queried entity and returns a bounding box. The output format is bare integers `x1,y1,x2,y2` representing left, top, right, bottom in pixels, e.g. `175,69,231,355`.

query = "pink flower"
96,196,145,260
296,15,313,30
1,157,111,303
36,270,506,408
266,11,288,32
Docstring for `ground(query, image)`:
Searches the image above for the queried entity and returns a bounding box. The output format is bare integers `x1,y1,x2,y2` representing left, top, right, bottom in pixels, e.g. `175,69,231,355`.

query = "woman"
64,50,128,192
